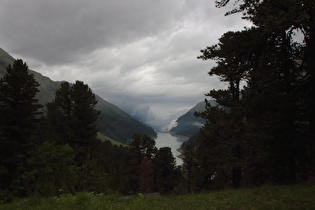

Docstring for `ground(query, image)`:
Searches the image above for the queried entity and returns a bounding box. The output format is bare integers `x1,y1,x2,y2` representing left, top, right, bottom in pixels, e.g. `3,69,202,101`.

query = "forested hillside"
170,100,214,137
0,48,156,144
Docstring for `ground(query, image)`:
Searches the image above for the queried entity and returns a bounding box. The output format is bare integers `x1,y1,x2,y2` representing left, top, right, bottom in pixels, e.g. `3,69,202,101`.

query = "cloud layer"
0,0,249,130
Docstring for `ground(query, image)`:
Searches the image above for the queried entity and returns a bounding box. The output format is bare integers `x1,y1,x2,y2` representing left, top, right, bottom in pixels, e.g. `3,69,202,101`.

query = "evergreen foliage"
121,134,181,195
138,156,155,193
182,142,200,193
47,81,101,165
191,0,315,190
153,147,177,194
0,59,42,200
124,133,158,193
24,142,78,196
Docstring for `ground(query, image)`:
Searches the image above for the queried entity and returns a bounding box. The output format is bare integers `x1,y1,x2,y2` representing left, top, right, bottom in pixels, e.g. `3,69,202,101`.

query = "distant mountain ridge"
0,48,156,143
170,101,212,137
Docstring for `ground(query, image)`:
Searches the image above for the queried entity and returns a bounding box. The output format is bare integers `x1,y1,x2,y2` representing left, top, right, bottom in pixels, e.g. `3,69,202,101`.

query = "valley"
0,48,157,144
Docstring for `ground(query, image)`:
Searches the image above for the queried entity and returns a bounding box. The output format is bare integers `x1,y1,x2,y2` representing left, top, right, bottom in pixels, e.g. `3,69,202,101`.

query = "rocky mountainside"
0,48,156,143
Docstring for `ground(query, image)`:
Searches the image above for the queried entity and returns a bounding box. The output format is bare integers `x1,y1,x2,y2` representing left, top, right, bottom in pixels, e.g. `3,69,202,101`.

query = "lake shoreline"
176,147,185,160
155,132,188,165
168,132,190,140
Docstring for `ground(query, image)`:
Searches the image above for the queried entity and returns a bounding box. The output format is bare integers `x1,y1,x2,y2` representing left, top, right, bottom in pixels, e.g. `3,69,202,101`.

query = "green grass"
1,183,314,210
97,132,125,147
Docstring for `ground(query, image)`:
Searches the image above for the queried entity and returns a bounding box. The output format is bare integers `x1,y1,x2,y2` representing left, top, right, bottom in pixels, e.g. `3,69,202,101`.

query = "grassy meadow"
1,183,314,210
97,133,125,147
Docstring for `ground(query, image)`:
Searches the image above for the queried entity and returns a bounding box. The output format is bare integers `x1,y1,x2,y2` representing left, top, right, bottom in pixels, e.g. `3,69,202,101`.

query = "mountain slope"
0,48,156,143
170,100,215,137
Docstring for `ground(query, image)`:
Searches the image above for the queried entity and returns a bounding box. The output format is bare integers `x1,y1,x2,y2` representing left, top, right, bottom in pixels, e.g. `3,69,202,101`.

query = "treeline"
0,60,186,202
181,0,314,192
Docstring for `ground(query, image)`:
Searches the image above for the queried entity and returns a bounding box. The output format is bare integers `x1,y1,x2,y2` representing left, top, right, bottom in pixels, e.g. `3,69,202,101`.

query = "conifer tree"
125,133,157,193
196,0,314,187
139,156,154,193
47,81,100,165
153,147,177,194
46,82,73,145
0,59,42,199
198,29,262,188
183,142,200,193
216,0,315,180
125,133,143,193
70,81,100,162
24,142,77,196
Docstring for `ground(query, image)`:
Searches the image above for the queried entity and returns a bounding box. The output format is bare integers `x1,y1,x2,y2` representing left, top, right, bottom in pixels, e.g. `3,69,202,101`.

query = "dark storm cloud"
0,0,184,65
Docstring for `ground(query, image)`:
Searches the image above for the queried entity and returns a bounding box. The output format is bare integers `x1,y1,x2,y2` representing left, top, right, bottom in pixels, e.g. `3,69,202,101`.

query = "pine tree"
47,81,100,165
125,133,143,193
0,59,42,199
196,0,314,187
198,29,263,188
182,142,200,193
125,133,157,193
46,82,73,145
139,156,154,193
70,81,100,163
216,0,315,182
153,147,177,194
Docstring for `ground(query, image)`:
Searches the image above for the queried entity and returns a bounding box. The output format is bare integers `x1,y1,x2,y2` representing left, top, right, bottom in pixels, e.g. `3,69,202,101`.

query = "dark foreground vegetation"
1,183,314,210
183,0,314,191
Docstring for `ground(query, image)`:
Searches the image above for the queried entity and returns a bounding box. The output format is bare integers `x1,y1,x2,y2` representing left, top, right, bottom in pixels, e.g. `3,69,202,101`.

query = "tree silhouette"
0,59,42,199
153,147,177,194
197,0,314,187
47,81,100,165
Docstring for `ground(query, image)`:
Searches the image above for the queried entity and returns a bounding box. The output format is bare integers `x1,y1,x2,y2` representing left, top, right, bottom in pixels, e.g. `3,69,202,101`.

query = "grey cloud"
0,0,248,129
0,0,183,65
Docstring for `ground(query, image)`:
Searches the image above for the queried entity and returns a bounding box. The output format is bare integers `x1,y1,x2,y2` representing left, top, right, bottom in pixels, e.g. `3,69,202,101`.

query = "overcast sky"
0,0,249,130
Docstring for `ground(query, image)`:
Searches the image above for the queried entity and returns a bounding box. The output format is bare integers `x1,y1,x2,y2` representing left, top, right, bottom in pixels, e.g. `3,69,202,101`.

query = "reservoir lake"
154,132,188,166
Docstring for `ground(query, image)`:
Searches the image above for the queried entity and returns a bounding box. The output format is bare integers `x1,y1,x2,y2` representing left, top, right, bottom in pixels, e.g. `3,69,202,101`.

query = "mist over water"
155,132,188,166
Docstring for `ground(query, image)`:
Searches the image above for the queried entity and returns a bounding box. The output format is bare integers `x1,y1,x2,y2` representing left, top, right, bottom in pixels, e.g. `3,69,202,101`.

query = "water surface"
154,132,188,165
